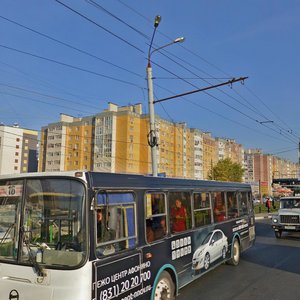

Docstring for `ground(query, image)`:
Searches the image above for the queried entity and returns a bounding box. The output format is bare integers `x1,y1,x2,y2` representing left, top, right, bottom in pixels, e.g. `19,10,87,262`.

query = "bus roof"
0,171,251,192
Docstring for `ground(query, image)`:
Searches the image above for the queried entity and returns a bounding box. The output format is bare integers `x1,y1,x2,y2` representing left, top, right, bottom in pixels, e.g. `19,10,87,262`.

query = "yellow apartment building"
39,114,94,172
38,102,298,184
203,132,218,180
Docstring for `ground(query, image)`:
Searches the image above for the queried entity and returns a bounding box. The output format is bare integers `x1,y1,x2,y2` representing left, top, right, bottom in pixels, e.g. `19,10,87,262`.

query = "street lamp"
147,15,185,176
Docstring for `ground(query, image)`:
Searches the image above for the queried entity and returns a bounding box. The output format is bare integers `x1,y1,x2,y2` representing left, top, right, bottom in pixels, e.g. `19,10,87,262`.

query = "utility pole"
147,62,158,177
147,15,184,177
146,16,248,178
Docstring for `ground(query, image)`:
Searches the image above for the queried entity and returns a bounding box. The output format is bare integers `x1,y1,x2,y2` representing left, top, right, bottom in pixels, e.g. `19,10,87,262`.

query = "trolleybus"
0,171,255,300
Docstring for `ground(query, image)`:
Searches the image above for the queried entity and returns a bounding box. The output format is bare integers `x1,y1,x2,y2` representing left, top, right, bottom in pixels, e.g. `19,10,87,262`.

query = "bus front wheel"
154,271,175,300
228,239,240,266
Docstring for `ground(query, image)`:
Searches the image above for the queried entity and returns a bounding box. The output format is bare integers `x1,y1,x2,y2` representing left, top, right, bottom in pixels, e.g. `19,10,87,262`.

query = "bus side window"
239,192,248,216
213,192,226,223
96,192,136,256
226,192,238,219
145,193,167,243
169,192,191,233
193,192,212,227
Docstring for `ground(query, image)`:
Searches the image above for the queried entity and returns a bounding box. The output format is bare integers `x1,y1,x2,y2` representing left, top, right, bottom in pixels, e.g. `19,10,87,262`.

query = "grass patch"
254,204,278,214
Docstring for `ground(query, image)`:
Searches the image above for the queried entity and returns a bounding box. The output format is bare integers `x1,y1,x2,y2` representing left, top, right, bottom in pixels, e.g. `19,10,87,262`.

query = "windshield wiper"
20,226,45,278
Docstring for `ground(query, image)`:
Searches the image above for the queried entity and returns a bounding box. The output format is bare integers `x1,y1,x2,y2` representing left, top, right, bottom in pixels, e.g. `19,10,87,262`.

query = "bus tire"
204,253,210,270
275,230,282,239
228,239,240,266
154,271,175,300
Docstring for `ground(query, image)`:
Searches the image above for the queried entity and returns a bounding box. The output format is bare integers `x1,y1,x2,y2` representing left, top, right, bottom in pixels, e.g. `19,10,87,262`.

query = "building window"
14,166,18,170
16,145,19,149
15,159,18,163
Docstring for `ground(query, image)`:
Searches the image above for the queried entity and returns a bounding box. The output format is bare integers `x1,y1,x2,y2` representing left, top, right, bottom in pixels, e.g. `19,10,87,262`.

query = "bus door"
92,191,149,300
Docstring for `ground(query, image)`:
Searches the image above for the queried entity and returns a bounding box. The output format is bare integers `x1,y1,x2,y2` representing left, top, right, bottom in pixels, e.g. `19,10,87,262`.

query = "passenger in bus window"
146,219,154,243
171,199,187,233
213,193,226,222
227,196,238,219
96,209,115,244
154,217,167,239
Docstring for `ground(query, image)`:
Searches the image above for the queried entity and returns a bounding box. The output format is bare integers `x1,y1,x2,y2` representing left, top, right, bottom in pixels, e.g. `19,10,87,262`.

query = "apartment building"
202,132,218,179
191,128,204,180
39,114,94,172
94,102,144,174
0,124,38,175
38,102,299,186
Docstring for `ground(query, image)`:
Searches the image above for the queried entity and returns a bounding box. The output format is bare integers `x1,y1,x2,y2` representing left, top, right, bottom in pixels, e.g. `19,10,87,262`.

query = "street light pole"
147,15,185,177
147,62,158,176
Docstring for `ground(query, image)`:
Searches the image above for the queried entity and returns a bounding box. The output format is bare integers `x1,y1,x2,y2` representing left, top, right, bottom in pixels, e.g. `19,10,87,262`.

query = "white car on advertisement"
192,229,228,271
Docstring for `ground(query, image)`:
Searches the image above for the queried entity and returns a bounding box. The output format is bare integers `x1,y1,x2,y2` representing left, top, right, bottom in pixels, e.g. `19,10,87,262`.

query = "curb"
255,214,273,220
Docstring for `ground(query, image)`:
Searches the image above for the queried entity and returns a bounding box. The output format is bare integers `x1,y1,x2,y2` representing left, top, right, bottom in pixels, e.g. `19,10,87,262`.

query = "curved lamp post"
147,15,185,176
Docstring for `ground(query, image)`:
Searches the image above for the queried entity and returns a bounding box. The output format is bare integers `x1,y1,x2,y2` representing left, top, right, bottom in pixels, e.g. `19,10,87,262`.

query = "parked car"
192,229,228,271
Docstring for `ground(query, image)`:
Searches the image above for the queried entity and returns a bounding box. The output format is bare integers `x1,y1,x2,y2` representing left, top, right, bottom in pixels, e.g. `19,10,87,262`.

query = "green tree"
209,158,244,182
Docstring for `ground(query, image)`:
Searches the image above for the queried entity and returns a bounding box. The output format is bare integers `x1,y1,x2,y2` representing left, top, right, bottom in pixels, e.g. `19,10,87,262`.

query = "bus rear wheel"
154,271,175,300
228,239,240,266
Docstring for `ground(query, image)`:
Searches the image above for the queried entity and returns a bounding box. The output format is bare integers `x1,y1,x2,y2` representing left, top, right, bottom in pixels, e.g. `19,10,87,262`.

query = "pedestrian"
265,197,271,213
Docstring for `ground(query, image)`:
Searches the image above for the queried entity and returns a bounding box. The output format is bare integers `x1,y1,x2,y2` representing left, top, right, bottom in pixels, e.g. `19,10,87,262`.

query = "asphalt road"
177,219,300,300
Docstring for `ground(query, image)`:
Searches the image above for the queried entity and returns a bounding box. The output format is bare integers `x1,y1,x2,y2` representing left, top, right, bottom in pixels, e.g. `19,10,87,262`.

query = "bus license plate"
285,226,296,230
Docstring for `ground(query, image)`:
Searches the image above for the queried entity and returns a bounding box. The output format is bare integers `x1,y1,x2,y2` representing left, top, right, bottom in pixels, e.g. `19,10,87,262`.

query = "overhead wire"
0,14,143,79
0,59,112,108
84,0,149,39
0,43,144,89
2,1,298,162
116,0,299,147
245,85,300,138
54,0,144,53
0,91,96,115
153,83,295,145
87,1,292,145
152,49,299,144
0,83,101,111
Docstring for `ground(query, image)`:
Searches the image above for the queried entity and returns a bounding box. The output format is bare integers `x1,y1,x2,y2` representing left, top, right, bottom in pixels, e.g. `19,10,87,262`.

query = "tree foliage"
209,158,244,182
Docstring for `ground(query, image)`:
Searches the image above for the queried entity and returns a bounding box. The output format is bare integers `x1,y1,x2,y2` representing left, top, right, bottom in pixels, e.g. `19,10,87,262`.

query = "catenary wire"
0,14,143,79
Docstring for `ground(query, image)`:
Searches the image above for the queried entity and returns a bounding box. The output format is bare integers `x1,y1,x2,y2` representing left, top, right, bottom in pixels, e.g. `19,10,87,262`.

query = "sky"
0,0,300,163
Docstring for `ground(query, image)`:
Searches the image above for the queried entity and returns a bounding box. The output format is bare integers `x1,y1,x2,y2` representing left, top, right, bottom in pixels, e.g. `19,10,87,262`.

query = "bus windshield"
0,178,87,269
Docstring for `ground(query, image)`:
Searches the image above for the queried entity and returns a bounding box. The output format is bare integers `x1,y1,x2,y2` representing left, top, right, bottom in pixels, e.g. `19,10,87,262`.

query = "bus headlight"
272,218,278,223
